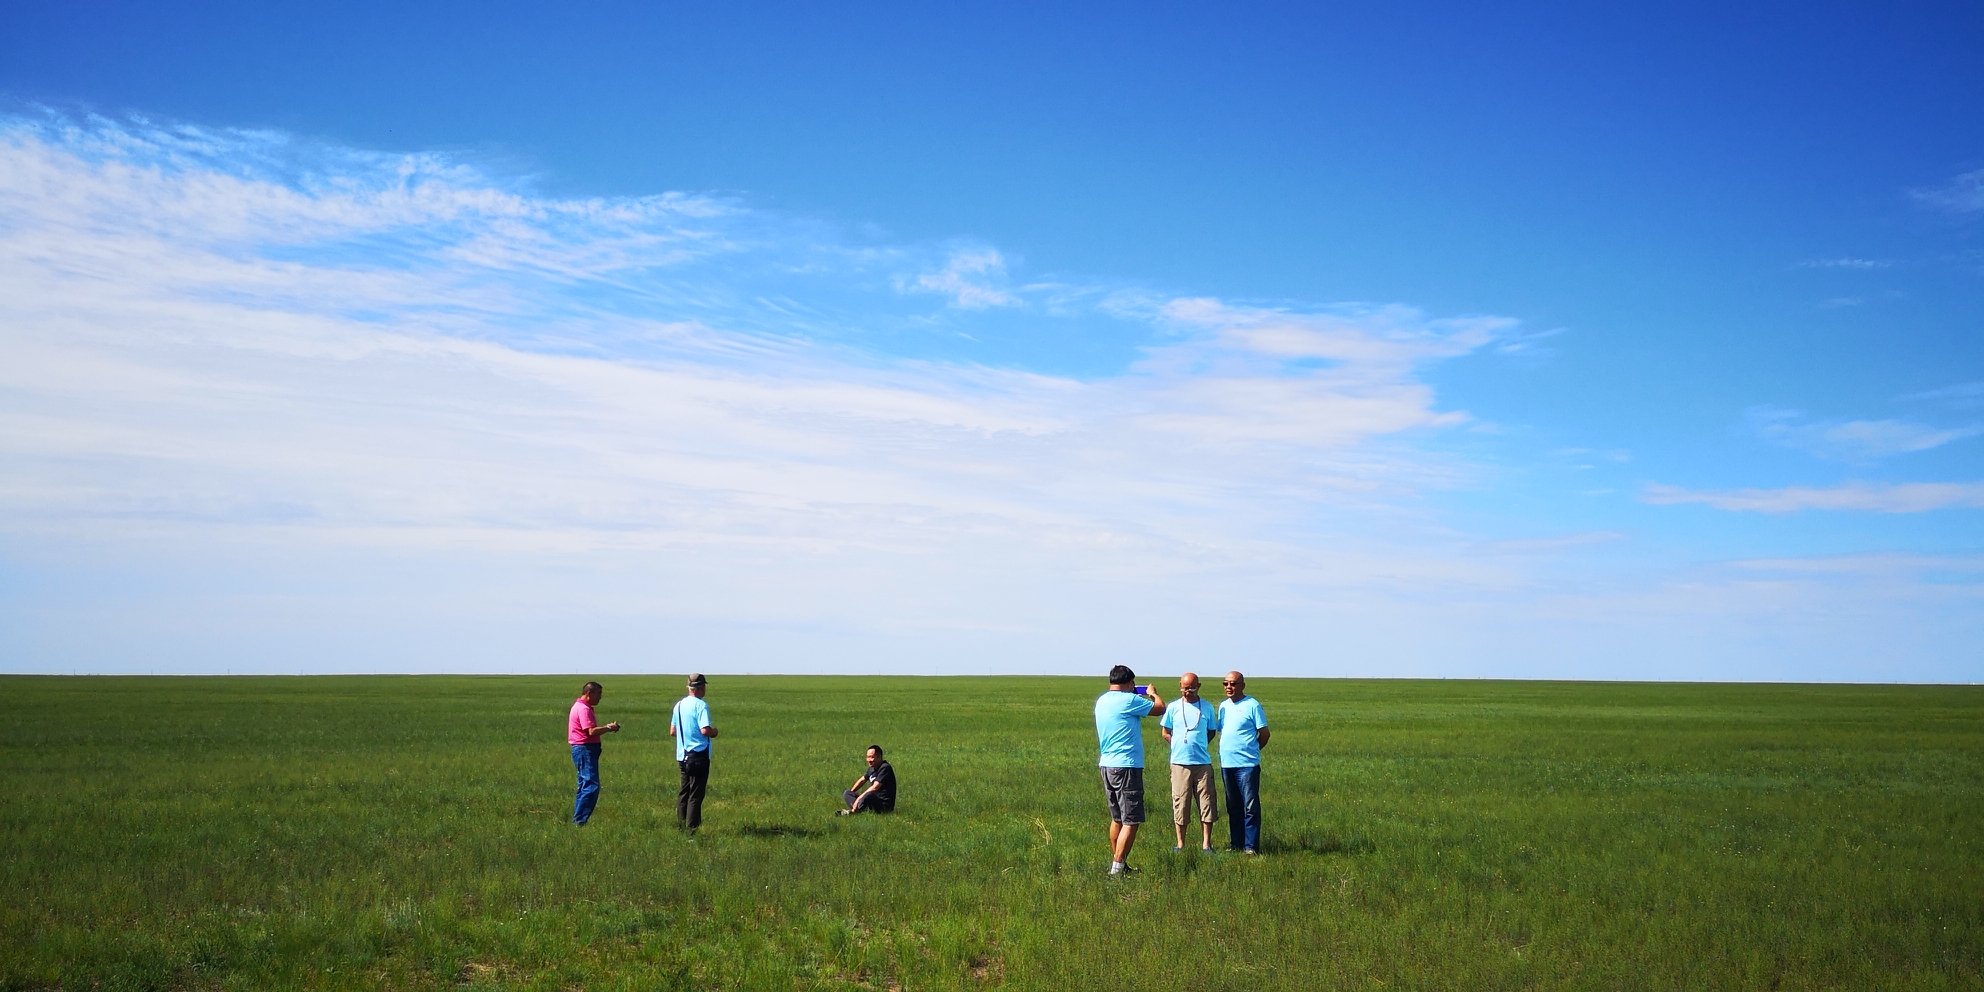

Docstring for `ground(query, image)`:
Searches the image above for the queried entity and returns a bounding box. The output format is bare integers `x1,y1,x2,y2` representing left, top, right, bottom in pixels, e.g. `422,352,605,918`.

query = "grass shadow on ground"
739,824,829,839
1259,831,1376,856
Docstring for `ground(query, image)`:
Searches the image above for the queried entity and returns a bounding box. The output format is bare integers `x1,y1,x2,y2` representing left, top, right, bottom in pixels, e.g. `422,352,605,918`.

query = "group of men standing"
565,666,1271,875
1094,665,1268,874
567,674,717,830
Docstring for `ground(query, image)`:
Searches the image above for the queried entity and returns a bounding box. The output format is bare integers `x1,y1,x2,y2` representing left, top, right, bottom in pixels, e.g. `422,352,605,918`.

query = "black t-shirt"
862,760,897,810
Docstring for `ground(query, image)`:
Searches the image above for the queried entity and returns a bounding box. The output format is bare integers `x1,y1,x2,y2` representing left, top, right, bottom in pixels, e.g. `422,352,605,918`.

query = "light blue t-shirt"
1160,697,1219,766
1094,690,1156,768
1217,696,1268,768
672,695,712,761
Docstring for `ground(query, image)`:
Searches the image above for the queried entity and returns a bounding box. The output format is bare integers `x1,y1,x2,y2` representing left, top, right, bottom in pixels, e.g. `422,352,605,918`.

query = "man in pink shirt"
568,681,620,825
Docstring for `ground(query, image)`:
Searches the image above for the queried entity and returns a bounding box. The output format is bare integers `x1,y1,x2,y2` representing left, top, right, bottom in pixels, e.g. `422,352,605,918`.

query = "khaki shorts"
1170,763,1219,825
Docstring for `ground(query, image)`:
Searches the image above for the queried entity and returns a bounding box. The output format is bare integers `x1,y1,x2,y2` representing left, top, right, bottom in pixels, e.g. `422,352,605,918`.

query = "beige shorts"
1170,763,1218,825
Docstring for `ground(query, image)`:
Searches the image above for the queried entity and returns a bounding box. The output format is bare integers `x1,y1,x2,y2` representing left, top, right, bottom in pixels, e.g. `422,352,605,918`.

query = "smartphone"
1133,685,1150,696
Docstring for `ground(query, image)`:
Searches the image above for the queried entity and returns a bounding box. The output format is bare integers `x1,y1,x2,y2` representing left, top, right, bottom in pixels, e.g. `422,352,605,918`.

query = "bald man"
1216,671,1269,854
1160,672,1221,851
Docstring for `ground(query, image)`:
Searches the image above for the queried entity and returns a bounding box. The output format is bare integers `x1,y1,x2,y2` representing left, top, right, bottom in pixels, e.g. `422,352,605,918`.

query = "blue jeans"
571,743,602,824
1222,765,1261,851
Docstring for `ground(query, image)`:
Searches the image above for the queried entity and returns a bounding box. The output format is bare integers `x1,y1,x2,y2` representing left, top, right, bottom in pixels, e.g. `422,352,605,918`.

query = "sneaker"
833,809,851,817
1108,863,1124,875
1172,846,1183,852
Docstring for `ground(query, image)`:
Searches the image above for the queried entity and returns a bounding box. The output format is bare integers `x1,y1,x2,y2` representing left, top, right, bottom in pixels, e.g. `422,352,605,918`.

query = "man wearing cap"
1095,664,1165,875
669,674,719,831
1160,671,1220,851
567,681,621,825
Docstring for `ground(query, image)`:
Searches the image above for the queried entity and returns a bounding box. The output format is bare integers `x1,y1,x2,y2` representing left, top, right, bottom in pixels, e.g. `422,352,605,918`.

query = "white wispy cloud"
1746,406,1981,461
902,245,1019,309
7,113,1980,681
1643,481,1984,513
1913,168,1984,213
1908,381,1984,410
1796,257,1893,269
1490,325,1565,357
0,116,1515,619
1729,552,1984,576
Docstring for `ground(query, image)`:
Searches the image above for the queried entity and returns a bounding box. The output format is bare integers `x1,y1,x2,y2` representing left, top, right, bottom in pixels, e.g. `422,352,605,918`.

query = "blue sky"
1,2,1980,679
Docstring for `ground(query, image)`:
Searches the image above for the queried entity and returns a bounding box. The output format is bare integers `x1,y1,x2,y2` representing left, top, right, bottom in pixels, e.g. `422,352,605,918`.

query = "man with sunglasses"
1217,671,1269,854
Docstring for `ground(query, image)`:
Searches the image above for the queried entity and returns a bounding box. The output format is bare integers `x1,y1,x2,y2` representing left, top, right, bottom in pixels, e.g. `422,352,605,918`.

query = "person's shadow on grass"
1257,830,1375,856
739,824,828,839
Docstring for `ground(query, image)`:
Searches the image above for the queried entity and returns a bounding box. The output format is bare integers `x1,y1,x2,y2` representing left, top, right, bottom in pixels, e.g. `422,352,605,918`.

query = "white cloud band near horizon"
1644,481,1984,513
1746,406,1984,462
3,114,1980,681
0,118,1503,556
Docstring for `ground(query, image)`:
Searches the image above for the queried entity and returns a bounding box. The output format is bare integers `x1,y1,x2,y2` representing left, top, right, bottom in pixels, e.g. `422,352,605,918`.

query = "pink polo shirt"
568,698,597,745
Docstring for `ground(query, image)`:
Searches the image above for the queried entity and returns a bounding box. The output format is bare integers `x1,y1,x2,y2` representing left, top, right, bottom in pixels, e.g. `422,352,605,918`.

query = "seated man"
837,744,896,815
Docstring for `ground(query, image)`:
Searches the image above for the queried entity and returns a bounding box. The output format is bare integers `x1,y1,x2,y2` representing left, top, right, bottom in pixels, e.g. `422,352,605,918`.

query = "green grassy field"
1,675,1979,991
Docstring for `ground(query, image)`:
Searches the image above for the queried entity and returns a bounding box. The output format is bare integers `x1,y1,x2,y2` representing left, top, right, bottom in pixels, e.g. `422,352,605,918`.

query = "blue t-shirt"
1160,698,1219,766
672,695,712,761
1217,696,1268,768
1094,690,1156,768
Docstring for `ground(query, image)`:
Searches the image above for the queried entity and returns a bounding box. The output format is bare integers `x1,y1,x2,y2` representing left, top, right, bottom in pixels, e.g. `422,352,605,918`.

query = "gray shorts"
1100,766,1145,824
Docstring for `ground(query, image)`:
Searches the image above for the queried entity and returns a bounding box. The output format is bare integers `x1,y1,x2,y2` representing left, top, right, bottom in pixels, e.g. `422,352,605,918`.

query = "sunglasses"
1221,680,1239,686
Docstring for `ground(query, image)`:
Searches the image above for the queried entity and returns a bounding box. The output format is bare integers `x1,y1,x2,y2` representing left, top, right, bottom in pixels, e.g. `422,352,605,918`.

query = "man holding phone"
1094,665,1165,875
567,681,621,825
669,673,718,832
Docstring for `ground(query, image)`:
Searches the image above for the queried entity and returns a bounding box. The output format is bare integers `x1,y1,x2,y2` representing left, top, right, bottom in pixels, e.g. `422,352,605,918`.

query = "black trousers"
842,788,893,814
677,750,710,828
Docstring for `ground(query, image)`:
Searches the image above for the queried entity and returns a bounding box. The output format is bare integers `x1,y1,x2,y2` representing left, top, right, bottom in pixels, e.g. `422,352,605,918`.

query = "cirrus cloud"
901,245,1020,309
1644,481,1984,513
7,112,1981,681
1913,168,1984,214
1747,406,1983,461
0,114,1505,603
